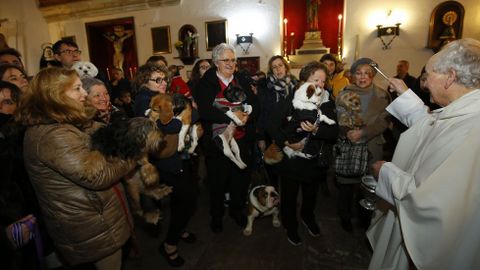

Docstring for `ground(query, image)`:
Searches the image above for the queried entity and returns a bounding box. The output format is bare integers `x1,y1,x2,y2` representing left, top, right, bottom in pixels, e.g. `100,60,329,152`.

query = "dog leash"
113,184,141,257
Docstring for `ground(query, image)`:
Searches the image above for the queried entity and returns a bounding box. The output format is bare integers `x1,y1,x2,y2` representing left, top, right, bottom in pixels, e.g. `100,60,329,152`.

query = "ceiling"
38,0,181,22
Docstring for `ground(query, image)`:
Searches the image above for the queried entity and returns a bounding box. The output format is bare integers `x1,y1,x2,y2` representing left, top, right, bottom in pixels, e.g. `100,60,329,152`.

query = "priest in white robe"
367,38,480,270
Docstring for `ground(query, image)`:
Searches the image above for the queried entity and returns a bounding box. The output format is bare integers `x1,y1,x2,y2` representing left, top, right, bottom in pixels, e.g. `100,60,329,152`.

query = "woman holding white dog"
194,43,259,234
17,67,136,269
267,61,338,246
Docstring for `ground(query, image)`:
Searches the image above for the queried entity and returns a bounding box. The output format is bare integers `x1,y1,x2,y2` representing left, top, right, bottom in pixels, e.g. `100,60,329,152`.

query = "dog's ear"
306,84,315,99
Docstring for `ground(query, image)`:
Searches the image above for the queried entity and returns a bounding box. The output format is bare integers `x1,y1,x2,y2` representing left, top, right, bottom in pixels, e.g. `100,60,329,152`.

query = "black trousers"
337,183,371,226
206,154,251,219
163,160,198,245
280,175,320,233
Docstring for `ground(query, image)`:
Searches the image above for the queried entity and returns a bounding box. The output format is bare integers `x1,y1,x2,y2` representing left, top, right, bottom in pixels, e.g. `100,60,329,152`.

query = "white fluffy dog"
72,61,99,78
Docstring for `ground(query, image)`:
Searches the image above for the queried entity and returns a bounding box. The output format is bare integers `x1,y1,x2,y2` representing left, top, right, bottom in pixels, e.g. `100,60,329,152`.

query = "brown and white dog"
148,93,203,155
243,185,281,236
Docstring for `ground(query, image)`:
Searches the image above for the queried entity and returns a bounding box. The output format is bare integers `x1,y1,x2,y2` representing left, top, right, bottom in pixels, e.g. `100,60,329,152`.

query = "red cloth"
170,76,192,98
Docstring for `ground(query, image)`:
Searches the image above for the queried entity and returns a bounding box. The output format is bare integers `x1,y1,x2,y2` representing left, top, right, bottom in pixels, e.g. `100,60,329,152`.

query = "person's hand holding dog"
300,121,318,133
285,140,304,151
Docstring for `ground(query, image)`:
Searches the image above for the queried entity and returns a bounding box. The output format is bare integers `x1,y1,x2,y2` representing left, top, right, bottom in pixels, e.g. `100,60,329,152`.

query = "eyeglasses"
218,58,236,64
200,65,211,70
149,77,166,84
60,49,82,56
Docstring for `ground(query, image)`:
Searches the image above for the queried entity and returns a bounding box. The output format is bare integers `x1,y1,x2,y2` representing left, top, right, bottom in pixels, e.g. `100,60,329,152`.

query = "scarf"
267,74,297,102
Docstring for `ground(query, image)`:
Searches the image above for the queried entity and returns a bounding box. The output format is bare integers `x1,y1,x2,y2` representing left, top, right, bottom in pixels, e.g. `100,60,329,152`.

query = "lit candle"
338,14,343,35
290,32,295,55
283,18,288,40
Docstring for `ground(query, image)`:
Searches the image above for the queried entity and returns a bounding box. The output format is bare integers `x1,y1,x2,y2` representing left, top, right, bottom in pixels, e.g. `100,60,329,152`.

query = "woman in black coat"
267,61,338,246
194,43,258,233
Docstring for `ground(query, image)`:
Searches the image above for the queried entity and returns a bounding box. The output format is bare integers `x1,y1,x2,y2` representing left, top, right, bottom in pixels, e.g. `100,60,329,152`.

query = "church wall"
343,0,480,88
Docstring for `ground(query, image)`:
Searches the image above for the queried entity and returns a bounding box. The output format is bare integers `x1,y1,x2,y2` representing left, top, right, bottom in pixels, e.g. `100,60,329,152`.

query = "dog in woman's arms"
336,91,364,129
171,93,203,154
90,117,172,224
212,84,252,169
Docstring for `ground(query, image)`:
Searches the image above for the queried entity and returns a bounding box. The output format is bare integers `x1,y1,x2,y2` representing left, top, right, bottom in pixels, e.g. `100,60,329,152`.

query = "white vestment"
367,90,480,270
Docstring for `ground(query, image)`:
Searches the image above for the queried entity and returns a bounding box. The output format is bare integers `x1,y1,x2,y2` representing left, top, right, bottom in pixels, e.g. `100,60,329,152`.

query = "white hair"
212,43,236,64
432,38,480,89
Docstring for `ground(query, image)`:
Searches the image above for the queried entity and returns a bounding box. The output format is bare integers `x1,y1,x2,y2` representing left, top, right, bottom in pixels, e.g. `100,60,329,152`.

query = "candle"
338,14,343,35
106,68,110,81
283,18,288,40
129,67,133,80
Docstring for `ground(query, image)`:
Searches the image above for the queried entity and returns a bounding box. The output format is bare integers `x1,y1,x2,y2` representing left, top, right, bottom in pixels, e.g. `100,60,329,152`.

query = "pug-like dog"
243,185,280,236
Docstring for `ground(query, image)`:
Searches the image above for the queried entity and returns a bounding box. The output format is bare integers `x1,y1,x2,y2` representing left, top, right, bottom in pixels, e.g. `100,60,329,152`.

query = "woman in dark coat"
267,61,338,246
194,43,259,234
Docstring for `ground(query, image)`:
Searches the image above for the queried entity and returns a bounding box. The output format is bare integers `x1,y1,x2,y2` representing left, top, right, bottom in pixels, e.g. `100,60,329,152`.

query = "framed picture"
85,17,138,79
427,1,464,52
151,26,171,54
205,19,228,51
237,56,260,75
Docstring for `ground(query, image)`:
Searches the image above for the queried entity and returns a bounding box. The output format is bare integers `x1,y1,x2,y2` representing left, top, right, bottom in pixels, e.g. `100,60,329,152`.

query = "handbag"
334,138,368,177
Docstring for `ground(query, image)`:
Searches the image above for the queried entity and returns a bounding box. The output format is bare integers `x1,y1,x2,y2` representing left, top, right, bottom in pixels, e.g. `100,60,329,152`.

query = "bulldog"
243,185,281,236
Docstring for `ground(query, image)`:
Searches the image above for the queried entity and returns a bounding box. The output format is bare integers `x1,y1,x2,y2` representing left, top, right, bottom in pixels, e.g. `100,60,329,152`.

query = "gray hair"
81,77,105,94
432,38,480,89
212,43,236,64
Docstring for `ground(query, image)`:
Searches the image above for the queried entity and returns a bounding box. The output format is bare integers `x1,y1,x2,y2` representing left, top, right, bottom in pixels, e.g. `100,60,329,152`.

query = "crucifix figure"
104,25,134,70
307,0,321,31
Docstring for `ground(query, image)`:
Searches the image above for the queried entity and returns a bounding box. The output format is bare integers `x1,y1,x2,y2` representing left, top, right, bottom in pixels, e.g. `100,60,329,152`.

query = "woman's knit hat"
350,57,375,74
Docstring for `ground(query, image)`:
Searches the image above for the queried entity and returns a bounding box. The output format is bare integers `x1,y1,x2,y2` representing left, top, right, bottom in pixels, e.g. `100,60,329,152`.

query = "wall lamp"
377,23,401,50
236,33,253,54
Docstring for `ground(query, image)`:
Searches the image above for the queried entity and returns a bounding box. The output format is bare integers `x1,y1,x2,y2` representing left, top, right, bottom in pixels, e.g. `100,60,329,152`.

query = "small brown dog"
263,143,284,165
337,91,364,129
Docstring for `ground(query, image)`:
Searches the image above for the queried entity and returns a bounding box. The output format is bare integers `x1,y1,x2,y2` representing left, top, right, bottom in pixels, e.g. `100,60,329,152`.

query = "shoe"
230,213,247,228
340,218,353,232
302,219,321,237
210,217,223,233
287,230,302,246
180,231,197,244
159,243,185,267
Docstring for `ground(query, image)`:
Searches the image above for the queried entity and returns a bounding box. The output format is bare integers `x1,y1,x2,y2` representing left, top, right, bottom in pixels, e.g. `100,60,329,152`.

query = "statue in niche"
103,25,134,70
439,11,457,47
307,0,321,31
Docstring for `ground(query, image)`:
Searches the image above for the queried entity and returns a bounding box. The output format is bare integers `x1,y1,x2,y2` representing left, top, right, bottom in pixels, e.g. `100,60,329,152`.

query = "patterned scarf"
267,74,297,102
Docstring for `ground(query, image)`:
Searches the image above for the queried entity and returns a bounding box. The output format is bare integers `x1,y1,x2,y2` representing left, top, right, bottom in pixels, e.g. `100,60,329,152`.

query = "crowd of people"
1,37,480,270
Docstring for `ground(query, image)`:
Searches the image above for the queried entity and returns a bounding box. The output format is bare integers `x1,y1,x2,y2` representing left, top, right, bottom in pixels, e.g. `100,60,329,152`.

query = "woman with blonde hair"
16,67,135,269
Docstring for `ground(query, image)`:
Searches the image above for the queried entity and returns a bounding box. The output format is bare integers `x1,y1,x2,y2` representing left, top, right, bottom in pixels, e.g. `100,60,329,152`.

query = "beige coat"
368,90,480,269
23,122,135,266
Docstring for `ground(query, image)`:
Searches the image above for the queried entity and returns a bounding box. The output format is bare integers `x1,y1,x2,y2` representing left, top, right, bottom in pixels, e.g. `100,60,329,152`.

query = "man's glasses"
60,49,82,56
149,77,166,84
218,58,236,64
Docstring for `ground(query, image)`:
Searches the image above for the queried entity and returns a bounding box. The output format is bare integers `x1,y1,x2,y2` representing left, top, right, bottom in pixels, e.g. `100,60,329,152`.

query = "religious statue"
439,11,457,47
103,25,134,70
307,0,321,31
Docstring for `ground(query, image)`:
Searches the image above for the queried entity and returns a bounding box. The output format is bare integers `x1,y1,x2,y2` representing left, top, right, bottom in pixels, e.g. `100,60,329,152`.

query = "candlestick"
129,67,133,80
106,68,110,81
338,14,342,34
283,18,288,57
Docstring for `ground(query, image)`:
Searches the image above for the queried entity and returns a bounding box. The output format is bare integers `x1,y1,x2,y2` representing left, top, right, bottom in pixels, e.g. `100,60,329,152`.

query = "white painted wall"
1,0,479,81
343,0,480,88
1,0,282,76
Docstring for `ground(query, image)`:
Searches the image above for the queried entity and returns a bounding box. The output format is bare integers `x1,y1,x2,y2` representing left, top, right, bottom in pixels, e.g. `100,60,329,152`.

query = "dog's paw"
272,218,281,228
243,228,252,236
177,141,185,152
140,164,159,186
144,210,162,225
148,185,173,200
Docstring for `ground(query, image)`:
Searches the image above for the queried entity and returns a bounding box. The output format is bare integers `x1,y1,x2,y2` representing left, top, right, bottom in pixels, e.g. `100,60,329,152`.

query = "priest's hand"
388,78,409,95
371,160,387,179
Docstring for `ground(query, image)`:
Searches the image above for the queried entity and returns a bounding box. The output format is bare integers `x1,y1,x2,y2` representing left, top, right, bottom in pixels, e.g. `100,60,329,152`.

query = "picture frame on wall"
205,19,228,51
151,26,171,54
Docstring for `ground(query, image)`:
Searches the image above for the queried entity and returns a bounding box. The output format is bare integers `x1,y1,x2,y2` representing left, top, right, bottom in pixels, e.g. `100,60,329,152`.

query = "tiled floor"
123,177,372,270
